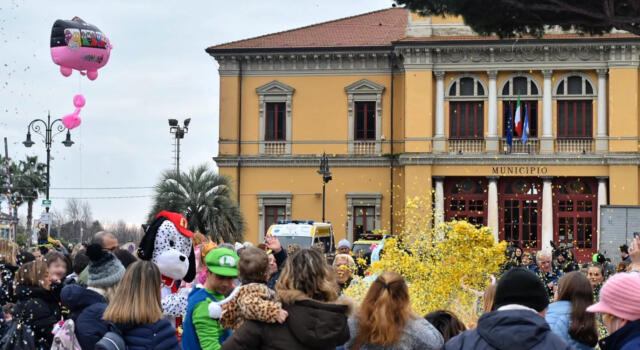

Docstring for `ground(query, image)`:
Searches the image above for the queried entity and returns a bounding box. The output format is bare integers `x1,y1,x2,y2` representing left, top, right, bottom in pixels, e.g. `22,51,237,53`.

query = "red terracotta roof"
396,33,639,43
207,8,409,52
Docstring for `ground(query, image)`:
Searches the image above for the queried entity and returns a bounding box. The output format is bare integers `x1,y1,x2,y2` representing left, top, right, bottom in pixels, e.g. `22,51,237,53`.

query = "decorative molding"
498,72,542,97
345,79,385,154
346,192,382,242
553,72,597,98
214,155,392,168
213,51,397,76
257,192,292,242
596,68,609,77
214,152,640,168
397,153,640,166
542,69,554,78
257,80,294,154
396,43,640,71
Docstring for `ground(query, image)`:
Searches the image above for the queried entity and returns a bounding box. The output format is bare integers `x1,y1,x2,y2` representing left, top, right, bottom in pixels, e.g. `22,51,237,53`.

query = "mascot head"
138,211,196,282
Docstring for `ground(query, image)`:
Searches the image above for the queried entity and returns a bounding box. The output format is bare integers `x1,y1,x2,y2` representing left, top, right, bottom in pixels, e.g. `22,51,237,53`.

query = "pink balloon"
62,111,81,130
73,94,85,108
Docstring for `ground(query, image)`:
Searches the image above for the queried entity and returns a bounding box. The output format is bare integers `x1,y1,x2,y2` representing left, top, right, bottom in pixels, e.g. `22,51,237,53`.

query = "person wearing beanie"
337,239,352,255
445,268,573,350
61,244,126,350
586,272,640,350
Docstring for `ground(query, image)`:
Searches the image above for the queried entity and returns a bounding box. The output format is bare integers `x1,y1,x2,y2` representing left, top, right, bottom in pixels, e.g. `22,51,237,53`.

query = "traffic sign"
42,199,52,206
40,213,51,224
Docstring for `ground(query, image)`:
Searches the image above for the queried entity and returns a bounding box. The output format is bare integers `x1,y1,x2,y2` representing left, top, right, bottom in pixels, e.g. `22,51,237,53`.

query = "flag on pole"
506,102,513,148
514,95,522,136
521,104,529,145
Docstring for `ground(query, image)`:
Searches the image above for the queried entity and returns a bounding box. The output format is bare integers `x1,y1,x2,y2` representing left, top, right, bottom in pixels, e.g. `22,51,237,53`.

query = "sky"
0,0,393,226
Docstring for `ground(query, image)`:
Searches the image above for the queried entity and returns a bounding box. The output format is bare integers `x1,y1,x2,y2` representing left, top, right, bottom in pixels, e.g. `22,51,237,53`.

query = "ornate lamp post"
317,152,332,222
23,112,74,213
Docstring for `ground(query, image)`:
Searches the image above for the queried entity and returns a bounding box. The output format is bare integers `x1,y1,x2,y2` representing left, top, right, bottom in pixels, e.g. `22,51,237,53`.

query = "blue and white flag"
521,104,529,145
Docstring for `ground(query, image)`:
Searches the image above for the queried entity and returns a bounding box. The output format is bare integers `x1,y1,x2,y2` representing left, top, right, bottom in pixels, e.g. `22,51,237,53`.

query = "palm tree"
149,164,245,242
14,156,47,234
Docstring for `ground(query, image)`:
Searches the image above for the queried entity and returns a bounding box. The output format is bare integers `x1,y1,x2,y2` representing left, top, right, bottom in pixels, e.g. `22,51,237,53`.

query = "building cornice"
213,153,640,168
210,39,640,76
398,152,640,166
396,42,640,71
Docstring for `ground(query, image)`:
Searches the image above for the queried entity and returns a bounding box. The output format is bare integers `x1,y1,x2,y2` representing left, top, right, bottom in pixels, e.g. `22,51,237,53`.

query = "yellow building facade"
207,8,640,261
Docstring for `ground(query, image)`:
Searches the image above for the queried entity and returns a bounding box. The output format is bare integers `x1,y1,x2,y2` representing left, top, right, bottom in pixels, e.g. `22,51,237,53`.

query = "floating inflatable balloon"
62,94,85,130
50,17,112,81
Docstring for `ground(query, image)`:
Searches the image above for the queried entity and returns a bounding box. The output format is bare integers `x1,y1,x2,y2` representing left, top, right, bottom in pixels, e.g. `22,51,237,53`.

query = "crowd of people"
0,230,638,350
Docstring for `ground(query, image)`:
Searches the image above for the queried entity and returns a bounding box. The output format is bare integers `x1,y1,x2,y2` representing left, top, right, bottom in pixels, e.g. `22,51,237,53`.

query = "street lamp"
23,112,73,213
317,152,332,222
169,118,190,174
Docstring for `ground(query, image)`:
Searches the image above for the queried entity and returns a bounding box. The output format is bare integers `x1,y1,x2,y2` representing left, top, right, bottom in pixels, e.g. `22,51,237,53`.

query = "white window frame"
346,192,382,242
257,192,292,242
345,79,385,154
553,73,597,100
256,81,295,154
498,73,542,100
446,74,488,101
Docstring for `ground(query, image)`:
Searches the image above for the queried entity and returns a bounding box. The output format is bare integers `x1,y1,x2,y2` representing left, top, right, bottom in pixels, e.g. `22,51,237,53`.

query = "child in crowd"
0,303,15,338
219,246,288,330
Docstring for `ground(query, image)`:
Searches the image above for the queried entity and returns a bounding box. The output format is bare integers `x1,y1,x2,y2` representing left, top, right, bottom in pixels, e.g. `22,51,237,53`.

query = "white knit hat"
337,239,351,250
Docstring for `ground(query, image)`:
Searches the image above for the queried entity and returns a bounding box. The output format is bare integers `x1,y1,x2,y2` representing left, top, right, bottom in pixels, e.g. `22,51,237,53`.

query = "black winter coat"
0,262,17,306
222,290,351,350
117,319,181,350
445,309,573,350
13,285,61,349
60,284,109,350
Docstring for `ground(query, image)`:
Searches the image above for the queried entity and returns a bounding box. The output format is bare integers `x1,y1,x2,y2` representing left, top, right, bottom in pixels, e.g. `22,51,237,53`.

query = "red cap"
156,211,194,238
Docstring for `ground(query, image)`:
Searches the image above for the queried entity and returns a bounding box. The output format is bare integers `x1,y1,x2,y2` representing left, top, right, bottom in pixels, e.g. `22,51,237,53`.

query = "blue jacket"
445,309,573,350
182,287,230,350
599,319,640,350
118,319,181,350
546,301,595,350
61,284,109,350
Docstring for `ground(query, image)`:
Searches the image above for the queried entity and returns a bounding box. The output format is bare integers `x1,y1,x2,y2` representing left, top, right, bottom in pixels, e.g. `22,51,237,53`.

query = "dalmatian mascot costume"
138,211,196,335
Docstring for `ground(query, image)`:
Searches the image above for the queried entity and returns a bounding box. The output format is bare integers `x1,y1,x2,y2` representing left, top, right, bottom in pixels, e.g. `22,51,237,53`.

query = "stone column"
434,71,446,152
540,70,554,153
487,176,499,242
434,177,445,226
486,70,499,152
541,177,554,252
597,177,608,250
596,69,609,152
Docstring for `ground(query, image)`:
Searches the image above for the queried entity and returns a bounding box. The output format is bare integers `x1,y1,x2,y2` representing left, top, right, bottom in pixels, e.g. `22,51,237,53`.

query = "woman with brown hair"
0,238,18,306
12,260,61,349
222,248,352,350
102,260,179,350
546,271,598,350
344,271,443,350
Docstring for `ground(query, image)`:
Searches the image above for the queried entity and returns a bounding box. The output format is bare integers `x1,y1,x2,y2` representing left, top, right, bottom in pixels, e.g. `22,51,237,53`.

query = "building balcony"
448,139,484,153
500,138,540,154
263,141,287,155
555,138,594,153
353,140,378,155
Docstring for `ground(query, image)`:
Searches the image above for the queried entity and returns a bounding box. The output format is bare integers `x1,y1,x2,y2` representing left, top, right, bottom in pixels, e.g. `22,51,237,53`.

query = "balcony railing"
448,139,484,153
500,138,540,153
263,141,287,155
555,138,594,153
353,140,377,155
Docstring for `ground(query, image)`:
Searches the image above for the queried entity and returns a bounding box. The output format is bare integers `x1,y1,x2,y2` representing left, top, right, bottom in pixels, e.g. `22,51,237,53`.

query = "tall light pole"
23,112,74,214
317,153,332,222
169,118,190,174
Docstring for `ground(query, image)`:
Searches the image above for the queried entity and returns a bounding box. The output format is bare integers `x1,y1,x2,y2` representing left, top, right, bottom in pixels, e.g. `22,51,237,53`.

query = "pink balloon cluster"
62,94,85,130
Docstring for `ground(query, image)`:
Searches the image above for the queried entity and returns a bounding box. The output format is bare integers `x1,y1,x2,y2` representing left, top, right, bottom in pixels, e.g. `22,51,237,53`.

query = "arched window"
499,74,541,138
446,75,487,139
554,74,596,139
